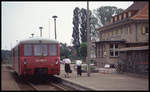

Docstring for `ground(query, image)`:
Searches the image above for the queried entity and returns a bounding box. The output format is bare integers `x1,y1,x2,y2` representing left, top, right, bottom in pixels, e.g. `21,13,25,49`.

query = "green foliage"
94,6,124,26
79,42,87,58
80,8,87,42
72,7,80,56
60,43,71,59
82,65,96,72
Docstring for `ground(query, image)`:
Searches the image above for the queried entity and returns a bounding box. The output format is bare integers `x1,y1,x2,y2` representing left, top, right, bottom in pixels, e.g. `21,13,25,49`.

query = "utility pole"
87,1,91,77
52,15,58,40
39,27,43,37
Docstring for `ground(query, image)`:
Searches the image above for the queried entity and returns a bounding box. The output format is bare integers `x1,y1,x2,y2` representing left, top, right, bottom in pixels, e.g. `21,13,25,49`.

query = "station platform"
56,64,148,91
2,64,21,91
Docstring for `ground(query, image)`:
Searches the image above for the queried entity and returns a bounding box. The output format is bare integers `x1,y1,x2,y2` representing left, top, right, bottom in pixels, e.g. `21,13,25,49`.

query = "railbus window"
49,44,57,56
34,45,48,56
24,44,32,56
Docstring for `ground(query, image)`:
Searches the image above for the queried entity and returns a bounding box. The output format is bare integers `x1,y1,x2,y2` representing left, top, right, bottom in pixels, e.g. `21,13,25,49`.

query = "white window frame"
109,44,119,57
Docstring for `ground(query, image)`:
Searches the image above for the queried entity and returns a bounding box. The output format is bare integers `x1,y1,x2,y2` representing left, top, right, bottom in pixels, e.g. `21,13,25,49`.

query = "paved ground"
2,64,148,91
1,64,20,91
56,64,149,91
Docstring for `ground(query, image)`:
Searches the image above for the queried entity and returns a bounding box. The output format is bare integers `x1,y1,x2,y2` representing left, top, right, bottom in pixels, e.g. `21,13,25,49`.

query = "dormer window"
115,16,117,21
111,18,113,23
128,11,132,17
119,15,122,20
124,13,127,19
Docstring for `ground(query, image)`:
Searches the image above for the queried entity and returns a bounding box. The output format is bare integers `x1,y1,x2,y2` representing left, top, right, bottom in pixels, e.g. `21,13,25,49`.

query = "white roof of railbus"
20,37,59,44
12,37,59,49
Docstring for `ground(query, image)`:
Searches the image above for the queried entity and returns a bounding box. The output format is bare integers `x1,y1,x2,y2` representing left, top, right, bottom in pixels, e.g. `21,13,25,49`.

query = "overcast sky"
2,1,133,50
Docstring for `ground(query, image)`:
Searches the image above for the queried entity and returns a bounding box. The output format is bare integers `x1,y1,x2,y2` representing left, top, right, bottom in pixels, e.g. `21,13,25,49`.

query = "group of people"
63,56,82,78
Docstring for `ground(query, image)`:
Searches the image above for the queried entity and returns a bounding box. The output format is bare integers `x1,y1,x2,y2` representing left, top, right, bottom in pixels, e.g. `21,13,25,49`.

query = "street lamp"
48,20,50,39
39,27,43,37
52,15,58,40
87,1,91,77
31,33,34,37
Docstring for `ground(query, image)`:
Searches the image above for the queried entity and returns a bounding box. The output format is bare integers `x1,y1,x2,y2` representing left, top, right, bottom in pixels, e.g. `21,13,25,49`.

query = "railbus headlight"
55,61,58,64
24,61,27,65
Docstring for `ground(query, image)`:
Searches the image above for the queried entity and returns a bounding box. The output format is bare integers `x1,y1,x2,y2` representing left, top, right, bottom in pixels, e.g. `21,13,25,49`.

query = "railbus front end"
12,38,60,77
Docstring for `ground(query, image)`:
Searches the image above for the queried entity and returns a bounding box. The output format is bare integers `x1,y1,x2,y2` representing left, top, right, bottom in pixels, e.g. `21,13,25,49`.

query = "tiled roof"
96,1,149,31
125,1,148,12
131,4,149,20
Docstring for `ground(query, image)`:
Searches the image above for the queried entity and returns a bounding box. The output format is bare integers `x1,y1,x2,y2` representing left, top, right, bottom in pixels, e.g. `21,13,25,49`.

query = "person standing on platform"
76,60,82,77
63,56,72,78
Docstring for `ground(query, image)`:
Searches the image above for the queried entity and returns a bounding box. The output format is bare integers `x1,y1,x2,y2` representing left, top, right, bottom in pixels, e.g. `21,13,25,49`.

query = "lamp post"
48,20,50,38
52,15,58,40
39,27,43,37
87,1,91,77
31,33,34,37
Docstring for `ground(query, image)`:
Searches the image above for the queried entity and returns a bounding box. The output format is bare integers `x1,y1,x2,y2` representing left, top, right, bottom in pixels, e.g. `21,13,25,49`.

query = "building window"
113,31,115,36
97,44,105,58
101,33,103,39
115,30,118,34
120,28,123,34
142,26,149,35
109,44,119,57
118,29,121,35
145,27,149,34
127,25,131,34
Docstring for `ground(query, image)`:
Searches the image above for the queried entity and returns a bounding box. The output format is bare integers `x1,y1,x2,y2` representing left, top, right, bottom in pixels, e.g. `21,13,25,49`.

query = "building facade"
95,1,149,74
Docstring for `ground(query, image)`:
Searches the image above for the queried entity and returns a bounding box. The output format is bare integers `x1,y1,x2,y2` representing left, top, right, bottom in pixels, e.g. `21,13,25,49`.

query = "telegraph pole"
39,27,43,37
87,1,91,77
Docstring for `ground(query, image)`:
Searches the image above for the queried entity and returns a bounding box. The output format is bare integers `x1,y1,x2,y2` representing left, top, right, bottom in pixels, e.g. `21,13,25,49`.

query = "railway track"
12,70,73,91
25,75,73,91
5,65,86,91
27,80,72,91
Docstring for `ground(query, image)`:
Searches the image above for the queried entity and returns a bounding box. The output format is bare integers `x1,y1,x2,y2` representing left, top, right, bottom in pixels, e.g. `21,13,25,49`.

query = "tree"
72,7,80,56
80,8,87,42
79,42,87,62
60,43,71,59
90,14,99,41
79,8,98,42
93,6,124,26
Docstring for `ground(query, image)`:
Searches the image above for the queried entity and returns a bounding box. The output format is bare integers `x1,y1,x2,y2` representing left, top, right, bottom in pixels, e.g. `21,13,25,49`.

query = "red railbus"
11,38,60,76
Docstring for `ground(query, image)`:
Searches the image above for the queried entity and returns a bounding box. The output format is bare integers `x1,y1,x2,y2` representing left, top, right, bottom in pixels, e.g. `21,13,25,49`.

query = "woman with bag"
76,60,82,77
63,56,72,78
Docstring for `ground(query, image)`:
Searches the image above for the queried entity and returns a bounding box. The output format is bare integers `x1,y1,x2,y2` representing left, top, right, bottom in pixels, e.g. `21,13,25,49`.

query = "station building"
95,1,149,74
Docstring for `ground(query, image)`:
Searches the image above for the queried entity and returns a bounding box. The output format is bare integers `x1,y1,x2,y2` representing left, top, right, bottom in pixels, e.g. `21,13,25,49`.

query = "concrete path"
56,64,149,91
2,65,20,91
